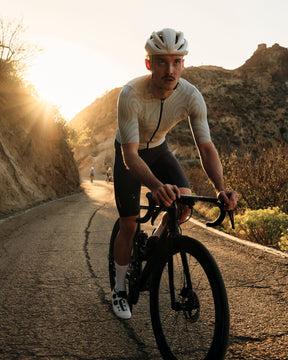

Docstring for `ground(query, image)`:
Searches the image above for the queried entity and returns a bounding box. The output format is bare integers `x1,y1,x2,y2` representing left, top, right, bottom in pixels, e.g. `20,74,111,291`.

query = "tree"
0,17,42,74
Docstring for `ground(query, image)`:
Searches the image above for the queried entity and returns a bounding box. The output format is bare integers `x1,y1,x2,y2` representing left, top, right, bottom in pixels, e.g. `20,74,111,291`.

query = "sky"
1,0,288,120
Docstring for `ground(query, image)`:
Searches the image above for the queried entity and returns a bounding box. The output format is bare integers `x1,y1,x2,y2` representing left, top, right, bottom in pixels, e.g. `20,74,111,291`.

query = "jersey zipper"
146,99,164,150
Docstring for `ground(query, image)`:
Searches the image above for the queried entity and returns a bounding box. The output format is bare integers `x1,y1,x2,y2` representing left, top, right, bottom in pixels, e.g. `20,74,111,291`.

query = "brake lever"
228,210,235,229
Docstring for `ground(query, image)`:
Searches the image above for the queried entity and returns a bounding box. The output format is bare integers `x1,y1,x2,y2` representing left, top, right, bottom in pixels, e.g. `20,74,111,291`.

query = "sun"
27,47,101,121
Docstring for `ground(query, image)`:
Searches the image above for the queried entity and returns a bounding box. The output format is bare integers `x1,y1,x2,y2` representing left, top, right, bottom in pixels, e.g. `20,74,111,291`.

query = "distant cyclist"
112,28,238,319
106,166,113,183
89,167,95,183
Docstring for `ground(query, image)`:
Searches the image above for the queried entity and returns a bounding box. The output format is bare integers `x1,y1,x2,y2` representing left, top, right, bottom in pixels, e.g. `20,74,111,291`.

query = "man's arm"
122,143,180,207
198,142,238,210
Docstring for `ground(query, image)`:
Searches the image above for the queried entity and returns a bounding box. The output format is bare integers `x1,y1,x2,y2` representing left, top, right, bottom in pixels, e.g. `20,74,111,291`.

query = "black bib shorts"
114,140,190,217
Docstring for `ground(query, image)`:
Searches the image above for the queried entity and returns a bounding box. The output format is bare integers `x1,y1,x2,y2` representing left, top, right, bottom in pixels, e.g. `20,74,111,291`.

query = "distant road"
0,179,287,360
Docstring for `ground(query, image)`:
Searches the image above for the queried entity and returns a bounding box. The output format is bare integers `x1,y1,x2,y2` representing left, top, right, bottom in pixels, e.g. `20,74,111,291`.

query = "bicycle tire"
108,219,120,291
150,235,229,360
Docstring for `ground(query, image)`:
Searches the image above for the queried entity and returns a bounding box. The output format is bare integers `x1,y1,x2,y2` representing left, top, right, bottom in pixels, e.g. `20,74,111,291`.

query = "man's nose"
167,63,174,74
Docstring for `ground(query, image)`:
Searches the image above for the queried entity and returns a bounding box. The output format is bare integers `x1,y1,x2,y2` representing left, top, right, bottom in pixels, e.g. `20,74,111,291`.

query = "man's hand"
217,190,238,211
152,184,180,207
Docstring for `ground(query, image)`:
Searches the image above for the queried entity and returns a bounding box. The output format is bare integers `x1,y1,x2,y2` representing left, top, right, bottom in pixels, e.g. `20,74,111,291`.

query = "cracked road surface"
0,179,287,360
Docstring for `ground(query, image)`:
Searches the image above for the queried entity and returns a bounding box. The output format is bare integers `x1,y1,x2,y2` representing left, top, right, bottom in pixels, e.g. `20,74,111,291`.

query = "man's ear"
182,59,185,69
145,58,151,71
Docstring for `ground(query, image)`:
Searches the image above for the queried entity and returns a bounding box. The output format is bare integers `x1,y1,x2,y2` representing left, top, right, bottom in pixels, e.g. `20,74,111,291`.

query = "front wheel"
150,236,229,360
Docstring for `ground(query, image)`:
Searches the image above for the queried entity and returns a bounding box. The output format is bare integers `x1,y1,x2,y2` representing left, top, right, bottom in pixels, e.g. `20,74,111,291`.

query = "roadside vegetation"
186,143,288,251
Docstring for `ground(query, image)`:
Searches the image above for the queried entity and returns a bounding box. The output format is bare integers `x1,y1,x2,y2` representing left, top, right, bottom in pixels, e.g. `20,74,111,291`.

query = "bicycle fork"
167,245,200,321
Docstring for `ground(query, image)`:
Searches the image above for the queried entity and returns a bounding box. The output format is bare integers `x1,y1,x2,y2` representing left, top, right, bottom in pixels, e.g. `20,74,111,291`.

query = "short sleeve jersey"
116,75,211,150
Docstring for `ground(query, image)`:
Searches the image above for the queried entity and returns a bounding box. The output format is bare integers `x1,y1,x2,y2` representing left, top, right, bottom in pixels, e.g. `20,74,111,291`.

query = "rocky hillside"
70,43,288,176
70,88,121,178
0,63,80,217
181,43,288,151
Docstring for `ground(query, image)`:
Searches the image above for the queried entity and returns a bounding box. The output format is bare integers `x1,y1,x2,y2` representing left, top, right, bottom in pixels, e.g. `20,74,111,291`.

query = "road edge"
189,218,288,259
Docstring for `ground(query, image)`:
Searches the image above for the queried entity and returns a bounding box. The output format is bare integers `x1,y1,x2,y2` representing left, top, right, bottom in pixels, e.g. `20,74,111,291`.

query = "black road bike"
108,193,235,360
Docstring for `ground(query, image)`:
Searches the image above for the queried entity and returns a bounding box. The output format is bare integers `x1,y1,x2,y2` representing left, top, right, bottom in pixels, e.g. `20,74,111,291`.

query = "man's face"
146,54,184,93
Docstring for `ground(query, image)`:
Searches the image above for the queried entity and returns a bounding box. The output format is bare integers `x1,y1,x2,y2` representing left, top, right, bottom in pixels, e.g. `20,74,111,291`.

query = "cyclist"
112,28,238,319
89,166,95,183
106,166,113,183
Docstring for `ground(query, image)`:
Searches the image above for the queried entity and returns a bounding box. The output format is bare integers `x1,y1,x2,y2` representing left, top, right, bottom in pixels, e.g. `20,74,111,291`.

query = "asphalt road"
0,179,287,360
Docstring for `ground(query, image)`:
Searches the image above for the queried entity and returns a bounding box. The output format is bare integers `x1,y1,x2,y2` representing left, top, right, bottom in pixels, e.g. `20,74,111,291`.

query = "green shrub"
234,207,288,248
279,230,288,251
194,203,220,220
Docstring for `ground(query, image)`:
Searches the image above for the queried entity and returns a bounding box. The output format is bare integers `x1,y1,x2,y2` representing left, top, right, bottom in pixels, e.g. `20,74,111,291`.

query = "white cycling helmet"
145,28,188,56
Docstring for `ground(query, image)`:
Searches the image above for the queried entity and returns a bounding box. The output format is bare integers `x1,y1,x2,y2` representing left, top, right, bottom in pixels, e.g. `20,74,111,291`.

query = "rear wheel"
150,236,229,360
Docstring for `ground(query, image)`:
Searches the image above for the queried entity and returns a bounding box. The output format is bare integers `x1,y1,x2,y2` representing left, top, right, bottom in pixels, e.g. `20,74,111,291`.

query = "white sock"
115,262,129,292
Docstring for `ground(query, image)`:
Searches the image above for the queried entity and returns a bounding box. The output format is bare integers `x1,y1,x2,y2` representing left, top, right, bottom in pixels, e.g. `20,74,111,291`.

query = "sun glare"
27,48,105,121
27,43,143,122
